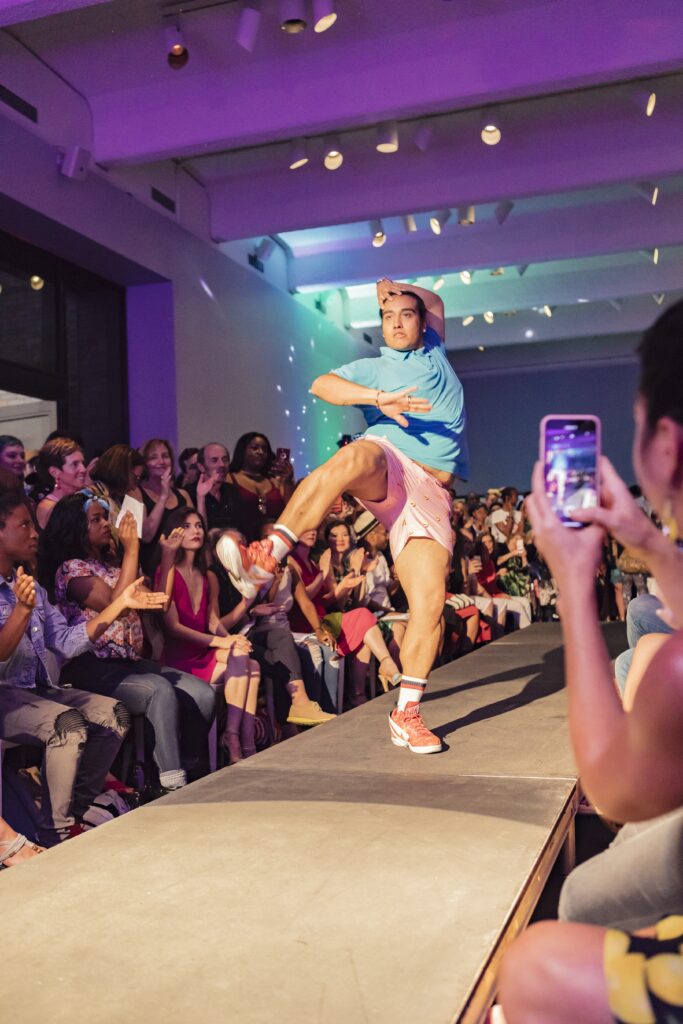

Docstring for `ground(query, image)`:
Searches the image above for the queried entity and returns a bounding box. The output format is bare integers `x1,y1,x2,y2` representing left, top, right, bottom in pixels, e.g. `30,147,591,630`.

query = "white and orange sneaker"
216,535,277,598
388,702,442,754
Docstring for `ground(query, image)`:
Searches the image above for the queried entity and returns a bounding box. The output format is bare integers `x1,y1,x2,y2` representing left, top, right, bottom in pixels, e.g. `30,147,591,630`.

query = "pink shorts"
357,436,454,559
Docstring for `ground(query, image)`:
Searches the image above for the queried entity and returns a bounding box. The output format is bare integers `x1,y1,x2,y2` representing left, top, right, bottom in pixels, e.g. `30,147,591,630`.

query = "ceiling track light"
458,205,475,226
495,200,514,225
636,181,659,206
312,0,337,32
29,274,45,290
165,24,189,69
459,270,473,285
433,276,445,291
288,138,309,169
254,238,275,261
483,311,494,324
376,121,399,154
608,298,623,312
369,219,386,248
653,293,666,306
402,214,417,233
280,0,307,33
413,121,433,153
629,84,657,118
429,209,451,235
323,135,343,170
236,3,261,52
480,110,502,146
541,304,555,318
462,315,474,327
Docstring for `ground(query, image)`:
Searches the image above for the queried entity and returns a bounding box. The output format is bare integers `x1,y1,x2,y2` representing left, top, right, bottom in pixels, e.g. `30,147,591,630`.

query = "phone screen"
542,417,600,527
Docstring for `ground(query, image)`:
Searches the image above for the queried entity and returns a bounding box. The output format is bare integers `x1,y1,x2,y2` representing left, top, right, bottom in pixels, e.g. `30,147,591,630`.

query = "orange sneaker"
388,702,442,754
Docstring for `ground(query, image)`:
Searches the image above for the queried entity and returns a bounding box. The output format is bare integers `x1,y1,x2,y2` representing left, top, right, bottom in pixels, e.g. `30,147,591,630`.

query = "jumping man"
219,278,469,753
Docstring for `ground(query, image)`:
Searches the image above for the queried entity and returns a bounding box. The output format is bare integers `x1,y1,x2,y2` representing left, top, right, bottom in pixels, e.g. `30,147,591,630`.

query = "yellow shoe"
287,700,336,726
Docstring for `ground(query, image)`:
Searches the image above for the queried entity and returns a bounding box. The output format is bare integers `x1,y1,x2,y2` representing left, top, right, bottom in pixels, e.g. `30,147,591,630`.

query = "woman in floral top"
38,492,216,791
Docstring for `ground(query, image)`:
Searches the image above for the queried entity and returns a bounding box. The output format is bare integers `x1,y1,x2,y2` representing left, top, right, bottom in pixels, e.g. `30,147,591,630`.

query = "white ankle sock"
397,676,427,711
159,769,187,790
268,523,299,562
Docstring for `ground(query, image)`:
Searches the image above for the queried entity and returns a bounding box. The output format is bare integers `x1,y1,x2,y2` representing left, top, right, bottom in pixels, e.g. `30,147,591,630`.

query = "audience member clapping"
189,442,240,532
138,438,192,576
38,492,213,793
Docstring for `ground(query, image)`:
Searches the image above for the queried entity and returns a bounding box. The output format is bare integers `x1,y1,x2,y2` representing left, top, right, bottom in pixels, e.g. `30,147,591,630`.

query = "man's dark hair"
501,486,517,502
379,290,427,326
638,299,683,430
178,447,200,472
0,435,23,455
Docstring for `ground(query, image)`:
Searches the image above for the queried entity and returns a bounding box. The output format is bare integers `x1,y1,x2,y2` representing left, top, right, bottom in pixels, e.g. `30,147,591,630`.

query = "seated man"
0,490,166,845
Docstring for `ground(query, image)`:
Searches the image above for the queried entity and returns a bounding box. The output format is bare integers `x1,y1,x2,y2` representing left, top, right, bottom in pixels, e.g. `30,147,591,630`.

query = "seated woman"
138,438,192,577
288,527,402,706
155,509,261,763
90,444,145,537
354,511,408,667
318,519,367,611
497,300,683,1024
38,493,215,791
470,534,532,630
228,432,290,542
35,438,88,529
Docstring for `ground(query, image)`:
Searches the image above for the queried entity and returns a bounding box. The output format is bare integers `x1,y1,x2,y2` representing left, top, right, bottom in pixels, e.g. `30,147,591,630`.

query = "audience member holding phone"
498,301,683,1024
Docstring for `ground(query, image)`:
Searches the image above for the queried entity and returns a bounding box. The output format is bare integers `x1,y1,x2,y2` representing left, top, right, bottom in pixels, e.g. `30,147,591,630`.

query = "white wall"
0,112,367,470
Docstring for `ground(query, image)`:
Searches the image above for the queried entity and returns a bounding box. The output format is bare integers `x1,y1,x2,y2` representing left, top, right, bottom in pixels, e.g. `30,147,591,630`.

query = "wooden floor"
1,623,626,1024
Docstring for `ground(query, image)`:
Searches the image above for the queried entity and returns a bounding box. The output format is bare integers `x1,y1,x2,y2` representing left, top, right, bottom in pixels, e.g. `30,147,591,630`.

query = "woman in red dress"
156,509,260,763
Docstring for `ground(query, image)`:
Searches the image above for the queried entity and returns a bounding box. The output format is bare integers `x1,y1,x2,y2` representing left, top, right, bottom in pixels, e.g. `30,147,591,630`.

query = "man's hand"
13,566,36,611
196,471,215,499
379,387,432,428
376,278,404,307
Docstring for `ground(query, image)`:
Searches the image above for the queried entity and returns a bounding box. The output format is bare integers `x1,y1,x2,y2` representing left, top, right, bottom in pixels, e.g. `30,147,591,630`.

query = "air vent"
150,187,176,214
363,332,373,344
0,83,38,123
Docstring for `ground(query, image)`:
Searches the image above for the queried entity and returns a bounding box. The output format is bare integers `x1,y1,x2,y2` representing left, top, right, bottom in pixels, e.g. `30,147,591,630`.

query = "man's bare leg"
394,537,450,683
275,440,388,539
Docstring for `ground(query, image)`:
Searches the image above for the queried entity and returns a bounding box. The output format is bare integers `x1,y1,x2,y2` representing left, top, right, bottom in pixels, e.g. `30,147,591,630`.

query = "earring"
662,498,679,543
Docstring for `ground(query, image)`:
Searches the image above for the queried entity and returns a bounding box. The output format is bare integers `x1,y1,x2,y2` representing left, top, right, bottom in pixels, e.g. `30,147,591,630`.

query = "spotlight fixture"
462,315,474,327
288,139,309,169
541,304,554,317
29,275,45,290
323,135,343,170
402,214,417,233
459,270,473,285
653,293,666,305
478,345,486,352
483,310,494,324
376,121,399,154
489,268,505,277
458,205,475,226
636,181,659,206
165,24,189,69
370,220,386,248
433,276,445,291
608,298,623,312
255,238,275,261
236,4,261,52
413,121,433,153
524,329,535,339
480,111,502,146
629,84,657,117
653,247,660,265
517,264,529,277
312,0,337,32
429,209,451,235
280,0,307,33
495,200,514,225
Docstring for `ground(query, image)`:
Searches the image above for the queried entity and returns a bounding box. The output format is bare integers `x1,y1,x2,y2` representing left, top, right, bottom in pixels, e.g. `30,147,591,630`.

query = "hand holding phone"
539,415,601,528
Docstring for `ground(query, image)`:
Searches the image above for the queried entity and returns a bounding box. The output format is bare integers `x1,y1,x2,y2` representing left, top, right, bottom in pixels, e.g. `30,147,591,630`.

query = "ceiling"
2,0,683,350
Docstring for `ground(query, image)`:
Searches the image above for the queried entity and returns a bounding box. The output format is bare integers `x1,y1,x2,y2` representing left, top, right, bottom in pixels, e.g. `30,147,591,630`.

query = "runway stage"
2,623,626,1024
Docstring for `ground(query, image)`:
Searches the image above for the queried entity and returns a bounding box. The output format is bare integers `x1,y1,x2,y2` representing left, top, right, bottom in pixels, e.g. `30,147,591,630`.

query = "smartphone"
272,447,290,474
539,415,601,527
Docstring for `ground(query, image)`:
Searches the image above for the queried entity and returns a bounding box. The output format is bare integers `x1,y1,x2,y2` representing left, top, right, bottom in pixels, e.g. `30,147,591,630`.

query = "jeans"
61,655,215,779
0,683,129,838
296,638,341,714
614,594,673,695
559,806,683,930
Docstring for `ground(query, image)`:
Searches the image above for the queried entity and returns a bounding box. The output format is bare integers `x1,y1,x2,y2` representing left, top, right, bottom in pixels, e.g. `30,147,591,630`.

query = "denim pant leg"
626,593,672,647
61,656,182,774
158,667,215,777
297,639,339,714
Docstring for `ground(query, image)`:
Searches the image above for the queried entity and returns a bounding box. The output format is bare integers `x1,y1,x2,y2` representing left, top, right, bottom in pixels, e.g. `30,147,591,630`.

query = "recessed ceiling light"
653,247,660,265
630,84,657,117
542,304,553,317
165,24,189,69
489,267,505,276
460,270,472,285
429,209,451,235
480,111,502,145
483,311,494,324
376,121,399,154
577,298,589,303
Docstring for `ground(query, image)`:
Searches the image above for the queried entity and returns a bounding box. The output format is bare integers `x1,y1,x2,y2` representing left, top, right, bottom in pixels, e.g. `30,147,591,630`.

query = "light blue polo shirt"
331,327,469,479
